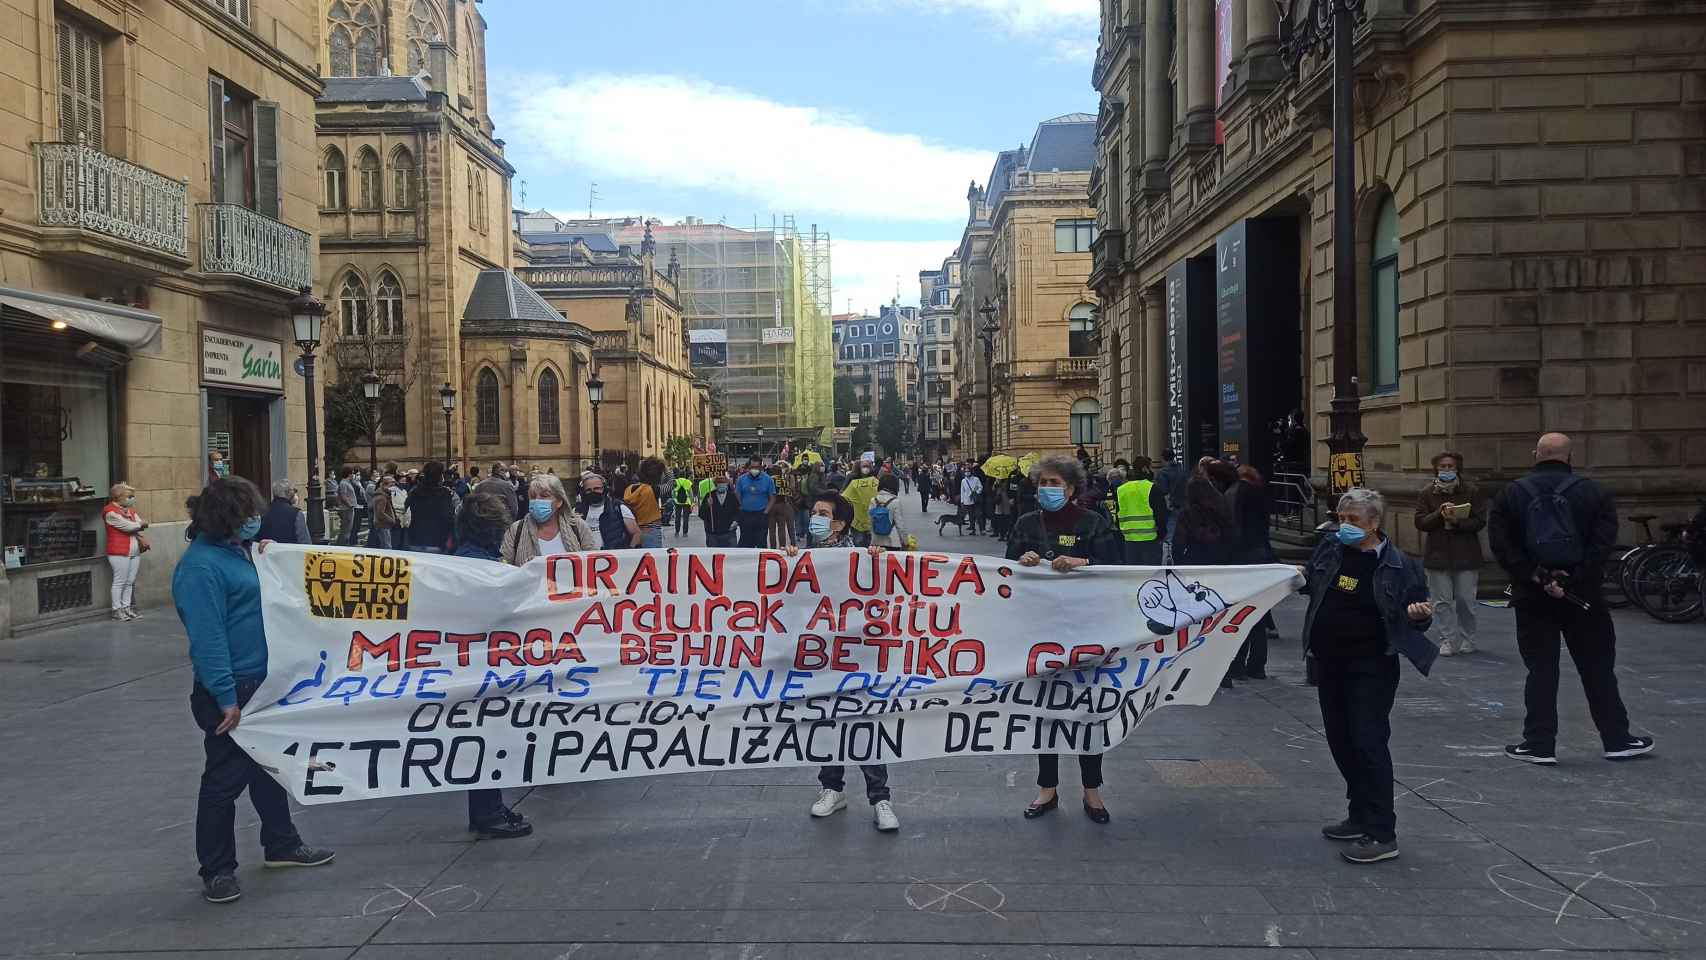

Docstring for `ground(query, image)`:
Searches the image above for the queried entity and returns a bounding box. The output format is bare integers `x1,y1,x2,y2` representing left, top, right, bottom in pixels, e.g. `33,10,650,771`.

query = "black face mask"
581,490,602,504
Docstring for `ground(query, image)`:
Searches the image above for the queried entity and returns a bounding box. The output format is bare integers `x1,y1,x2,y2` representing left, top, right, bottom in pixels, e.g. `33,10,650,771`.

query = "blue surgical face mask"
809,515,833,539
1437,470,1457,483
1037,487,1068,511
1336,522,1368,545
528,498,555,523
238,516,262,541
715,483,729,496
213,461,229,477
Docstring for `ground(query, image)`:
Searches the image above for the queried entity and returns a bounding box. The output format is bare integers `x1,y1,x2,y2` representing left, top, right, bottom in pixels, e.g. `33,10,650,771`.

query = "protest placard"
237,546,1298,804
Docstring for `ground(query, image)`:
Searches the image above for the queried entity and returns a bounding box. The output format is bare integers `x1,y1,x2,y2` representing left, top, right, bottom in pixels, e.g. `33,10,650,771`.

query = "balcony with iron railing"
198,203,312,292
34,141,189,264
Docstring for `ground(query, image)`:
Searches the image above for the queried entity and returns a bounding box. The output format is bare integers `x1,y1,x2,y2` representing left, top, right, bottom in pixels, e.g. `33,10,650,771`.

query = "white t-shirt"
584,502,636,549
535,532,566,557
960,475,983,506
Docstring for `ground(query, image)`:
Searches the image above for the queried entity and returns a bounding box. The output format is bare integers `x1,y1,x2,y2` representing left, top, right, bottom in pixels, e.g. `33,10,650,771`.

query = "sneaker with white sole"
810,788,846,817
1456,638,1475,654
1438,641,1456,657
1341,836,1399,864
872,800,899,832
1505,743,1557,765
1603,736,1655,760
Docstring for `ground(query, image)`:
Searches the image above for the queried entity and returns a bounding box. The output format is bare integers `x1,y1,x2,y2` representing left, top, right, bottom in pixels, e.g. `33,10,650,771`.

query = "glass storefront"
1,343,114,569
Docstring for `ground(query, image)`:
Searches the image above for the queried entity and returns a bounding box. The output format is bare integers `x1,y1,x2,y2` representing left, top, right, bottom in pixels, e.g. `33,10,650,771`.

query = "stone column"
1243,0,1282,91
1183,0,1218,145
1225,0,1249,90
1141,0,1172,192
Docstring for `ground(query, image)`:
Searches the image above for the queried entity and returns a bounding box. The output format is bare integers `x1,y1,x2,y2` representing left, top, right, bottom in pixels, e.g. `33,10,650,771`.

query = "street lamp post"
586,370,604,470
288,287,328,543
438,382,456,468
711,410,722,450
976,298,999,458
756,425,767,460
1278,0,1368,496
361,369,381,474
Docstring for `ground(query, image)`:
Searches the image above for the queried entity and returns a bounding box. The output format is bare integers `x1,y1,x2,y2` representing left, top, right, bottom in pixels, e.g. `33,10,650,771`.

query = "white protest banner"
236,546,1299,804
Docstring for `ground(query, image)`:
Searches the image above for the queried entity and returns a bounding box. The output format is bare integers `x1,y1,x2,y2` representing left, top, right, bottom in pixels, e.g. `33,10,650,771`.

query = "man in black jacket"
1488,432,1653,765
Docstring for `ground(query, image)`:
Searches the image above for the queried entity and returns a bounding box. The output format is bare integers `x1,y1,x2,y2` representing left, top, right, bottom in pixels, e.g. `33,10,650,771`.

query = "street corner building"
953,114,1105,460
1088,0,1706,546
1,0,322,636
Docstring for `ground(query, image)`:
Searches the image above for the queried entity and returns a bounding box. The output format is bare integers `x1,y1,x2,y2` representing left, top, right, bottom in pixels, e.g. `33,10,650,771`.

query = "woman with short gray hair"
1297,487,1434,865
1006,454,1123,824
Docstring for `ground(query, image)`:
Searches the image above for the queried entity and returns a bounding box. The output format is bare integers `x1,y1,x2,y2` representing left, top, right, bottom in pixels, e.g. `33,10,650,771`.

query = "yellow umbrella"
980,454,1019,480
1017,452,1040,478
792,450,824,468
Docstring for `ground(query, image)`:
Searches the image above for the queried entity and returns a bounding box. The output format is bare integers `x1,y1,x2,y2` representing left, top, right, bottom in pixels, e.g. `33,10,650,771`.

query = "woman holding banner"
1005,455,1122,824
451,491,537,839
502,474,597,565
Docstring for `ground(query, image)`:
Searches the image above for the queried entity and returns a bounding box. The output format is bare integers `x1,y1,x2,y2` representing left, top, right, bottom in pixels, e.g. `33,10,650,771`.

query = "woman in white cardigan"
501,473,597,566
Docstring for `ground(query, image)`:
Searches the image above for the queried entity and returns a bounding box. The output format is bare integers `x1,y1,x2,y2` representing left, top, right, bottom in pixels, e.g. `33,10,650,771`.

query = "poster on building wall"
1215,0,1234,144
1165,262,1189,459
689,328,728,367
761,327,795,345
1216,222,1249,464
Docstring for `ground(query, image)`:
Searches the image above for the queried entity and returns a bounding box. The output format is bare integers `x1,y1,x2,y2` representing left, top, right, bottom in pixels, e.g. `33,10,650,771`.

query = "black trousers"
1123,539,1162,567
674,504,691,535
191,679,301,879
919,488,931,512
1316,654,1399,843
1229,614,1273,676
1038,753,1104,789
1515,598,1631,751
818,764,890,803
468,788,506,823
737,510,769,549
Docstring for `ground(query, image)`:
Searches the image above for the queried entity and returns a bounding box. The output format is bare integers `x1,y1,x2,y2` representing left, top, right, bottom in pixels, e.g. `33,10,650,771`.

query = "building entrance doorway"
206,390,273,489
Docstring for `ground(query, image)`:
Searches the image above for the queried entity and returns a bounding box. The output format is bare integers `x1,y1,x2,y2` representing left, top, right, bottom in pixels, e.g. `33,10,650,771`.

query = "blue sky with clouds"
484,0,1097,313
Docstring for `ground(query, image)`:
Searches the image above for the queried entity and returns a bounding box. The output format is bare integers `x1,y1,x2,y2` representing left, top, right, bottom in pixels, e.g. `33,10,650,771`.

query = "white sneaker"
126,607,142,620
810,789,846,818
872,800,899,832
1438,640,1456,657
1457,638,1476,654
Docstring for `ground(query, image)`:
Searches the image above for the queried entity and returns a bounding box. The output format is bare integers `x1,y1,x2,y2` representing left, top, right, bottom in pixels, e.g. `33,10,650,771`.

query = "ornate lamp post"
437,382,456,468
1277,0,1368,496
711,410,722,447
976,298,1000,457
361,369,381,474
756,424,767,460
288,287,328,542
586,369,604,469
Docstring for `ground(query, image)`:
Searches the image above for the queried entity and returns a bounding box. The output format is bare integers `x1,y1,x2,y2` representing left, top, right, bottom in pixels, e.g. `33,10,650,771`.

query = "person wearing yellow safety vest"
1113,458,1169,567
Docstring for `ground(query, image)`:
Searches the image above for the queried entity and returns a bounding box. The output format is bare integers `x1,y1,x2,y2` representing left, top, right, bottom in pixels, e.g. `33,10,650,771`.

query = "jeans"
468,788,506,824
675,505,692,536
705,531,736,548
1426,568,1479,649
1515,598,1631,751
768,506,797,548
368,526,393,550
1316,653,1400,842
337,507,357,545
737,511,769,549
641,523,664,549
1037,753,1103,789
108,553,140,610
818,764,889,803
191,678,302,879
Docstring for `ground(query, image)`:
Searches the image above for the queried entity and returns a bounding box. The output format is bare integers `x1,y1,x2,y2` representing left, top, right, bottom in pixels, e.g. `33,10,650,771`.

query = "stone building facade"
965,114,1103,459
1090,0,1706,547
314,0,514,473
516,225,712,467
0,0,321,634
833,305,922,457
918,256,961,460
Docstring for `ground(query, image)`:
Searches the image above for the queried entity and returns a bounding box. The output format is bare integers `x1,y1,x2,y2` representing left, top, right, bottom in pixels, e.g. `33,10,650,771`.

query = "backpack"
869,495,895,537
1515,475,1584,569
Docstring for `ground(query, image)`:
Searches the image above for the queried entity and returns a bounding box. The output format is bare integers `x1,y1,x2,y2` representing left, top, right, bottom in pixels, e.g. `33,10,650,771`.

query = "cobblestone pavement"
0,506,1701,958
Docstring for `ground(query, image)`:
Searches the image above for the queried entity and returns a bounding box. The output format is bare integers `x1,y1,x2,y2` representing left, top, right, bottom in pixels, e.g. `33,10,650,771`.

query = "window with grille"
538,368,560,443
326,1,379,76
375,272,404,337
206,0,249,25
56,18,104,150
323,148,346,208
475,368,500,441
339,274,369,337
390,147,415,207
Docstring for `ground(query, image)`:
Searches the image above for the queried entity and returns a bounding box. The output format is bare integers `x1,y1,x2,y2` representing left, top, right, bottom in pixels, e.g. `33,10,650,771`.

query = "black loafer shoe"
470,810,534,839
1083,800,1110,824
1023,796,1058,819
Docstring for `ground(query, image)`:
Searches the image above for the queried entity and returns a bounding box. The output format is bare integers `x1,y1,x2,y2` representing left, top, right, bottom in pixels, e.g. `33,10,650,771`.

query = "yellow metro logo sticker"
305,552,411,620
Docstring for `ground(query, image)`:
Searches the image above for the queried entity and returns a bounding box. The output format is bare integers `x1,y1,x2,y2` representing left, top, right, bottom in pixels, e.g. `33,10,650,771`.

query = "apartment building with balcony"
918,255,960,459
960,114,1103,460
833,304,921,456
0,0,321,634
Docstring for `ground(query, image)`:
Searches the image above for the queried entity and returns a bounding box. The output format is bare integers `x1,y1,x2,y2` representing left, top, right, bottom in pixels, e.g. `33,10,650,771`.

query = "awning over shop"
0,286,163,352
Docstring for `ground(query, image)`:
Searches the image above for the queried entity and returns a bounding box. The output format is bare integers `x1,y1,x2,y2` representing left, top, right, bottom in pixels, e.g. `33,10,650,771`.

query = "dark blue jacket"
577,496,633,550
257,497,307,544
1299,536,1437,675
173,534,267,707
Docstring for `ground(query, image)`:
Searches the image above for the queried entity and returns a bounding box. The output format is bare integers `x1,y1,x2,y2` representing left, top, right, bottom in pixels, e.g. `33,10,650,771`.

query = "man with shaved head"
1488,432,1653,765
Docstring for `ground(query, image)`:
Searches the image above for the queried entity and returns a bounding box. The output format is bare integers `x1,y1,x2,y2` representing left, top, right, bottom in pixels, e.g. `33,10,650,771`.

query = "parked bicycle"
1619,508,1703,623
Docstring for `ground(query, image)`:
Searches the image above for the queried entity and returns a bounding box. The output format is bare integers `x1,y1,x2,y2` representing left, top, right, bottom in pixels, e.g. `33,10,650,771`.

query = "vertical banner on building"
1216,221,1249,463
1165,261,1190,460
